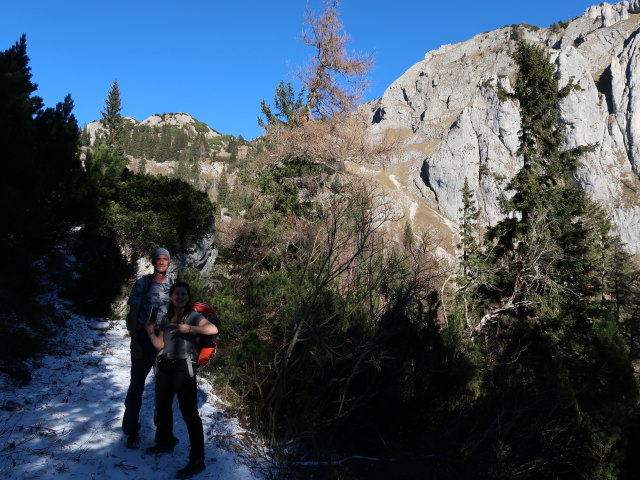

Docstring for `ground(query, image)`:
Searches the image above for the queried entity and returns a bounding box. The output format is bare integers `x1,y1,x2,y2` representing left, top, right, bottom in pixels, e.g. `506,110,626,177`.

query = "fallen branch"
471,300,537,339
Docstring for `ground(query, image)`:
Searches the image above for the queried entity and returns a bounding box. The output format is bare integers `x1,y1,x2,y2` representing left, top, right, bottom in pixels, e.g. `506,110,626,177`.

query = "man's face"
152,254,170,274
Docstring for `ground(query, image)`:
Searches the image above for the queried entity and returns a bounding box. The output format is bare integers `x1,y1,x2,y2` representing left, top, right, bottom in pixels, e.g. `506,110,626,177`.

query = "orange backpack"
193,302,220,366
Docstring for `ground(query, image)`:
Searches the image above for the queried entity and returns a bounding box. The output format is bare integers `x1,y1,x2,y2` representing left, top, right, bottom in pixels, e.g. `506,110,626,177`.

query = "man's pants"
154,357,205,460
122,328,157,436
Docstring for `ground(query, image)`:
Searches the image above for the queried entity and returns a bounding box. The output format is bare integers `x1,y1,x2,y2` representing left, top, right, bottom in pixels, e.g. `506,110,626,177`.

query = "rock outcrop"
139,112,220,139
364,1,640,254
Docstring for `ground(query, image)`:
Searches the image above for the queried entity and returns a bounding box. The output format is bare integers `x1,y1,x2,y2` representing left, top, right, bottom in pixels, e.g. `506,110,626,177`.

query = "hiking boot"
125,433,140,449
176,458,205,478
145,442,175,455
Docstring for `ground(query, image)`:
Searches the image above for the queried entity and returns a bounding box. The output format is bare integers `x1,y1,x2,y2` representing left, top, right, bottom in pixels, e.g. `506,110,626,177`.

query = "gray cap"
150,248,171,261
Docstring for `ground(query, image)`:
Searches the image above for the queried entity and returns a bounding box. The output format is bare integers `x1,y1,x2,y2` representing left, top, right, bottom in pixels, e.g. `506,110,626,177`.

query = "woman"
145,281,218,479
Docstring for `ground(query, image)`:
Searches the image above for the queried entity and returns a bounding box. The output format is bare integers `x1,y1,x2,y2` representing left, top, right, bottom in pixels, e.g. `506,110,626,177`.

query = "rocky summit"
362,0,640,255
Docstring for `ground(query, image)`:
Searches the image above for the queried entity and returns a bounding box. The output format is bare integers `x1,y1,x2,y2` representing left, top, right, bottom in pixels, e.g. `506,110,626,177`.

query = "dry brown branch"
259,111,400,171
299,0,373,120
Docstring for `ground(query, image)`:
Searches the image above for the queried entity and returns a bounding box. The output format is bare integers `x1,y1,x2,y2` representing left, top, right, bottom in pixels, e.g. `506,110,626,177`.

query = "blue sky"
1,0,599,140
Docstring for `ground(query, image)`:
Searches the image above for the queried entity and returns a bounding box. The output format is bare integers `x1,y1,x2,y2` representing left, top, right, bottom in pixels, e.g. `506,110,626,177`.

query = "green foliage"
0,36,100,364
120,123,204,164
402,221,414,248
216,169,230,211
456,41,640,478
603,238,640,358
193,118,209,134
178,266,210,305
202,168,481,469
510,24,520,41
208,134,234,146
258,80,305,130
250,156,329,219
479,78,494,89
73,170,215,316
0,36,90,304
85,140,127,194
457,178,482,283
550,20,569,33
99,79,125,156
102,171,214,258
227,136,238,162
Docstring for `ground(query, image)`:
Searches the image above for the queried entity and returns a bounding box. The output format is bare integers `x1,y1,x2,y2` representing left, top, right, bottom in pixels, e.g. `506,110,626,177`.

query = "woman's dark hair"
167,281,193,319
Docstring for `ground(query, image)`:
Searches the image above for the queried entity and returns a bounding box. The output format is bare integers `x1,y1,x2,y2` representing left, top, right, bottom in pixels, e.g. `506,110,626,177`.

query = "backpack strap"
182,311,201,377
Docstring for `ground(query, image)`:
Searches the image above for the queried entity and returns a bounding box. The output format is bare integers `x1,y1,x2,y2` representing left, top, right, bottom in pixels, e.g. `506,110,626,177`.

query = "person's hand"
145,320,156,335
170,324,193,334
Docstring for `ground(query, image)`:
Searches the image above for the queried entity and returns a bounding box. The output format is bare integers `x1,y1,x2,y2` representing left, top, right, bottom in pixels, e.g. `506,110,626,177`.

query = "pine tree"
604,237,640,356
258,80,305,130
216,169,230,212
228,136,238,163
0,35,87,246
158,124,173,161
99,79,125,157
174,156,188,182
402,221,414,248
138,155,147,174
457,177,481,280
455,177,487,329
0,36,90,327
483,41,603,318
189,157,200,186
86,81,127,190
466,41,638,477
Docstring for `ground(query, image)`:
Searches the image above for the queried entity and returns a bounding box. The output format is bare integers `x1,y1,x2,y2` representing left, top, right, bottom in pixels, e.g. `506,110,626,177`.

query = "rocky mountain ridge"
84,112,249,198
361,0,640,255
82,2,640,257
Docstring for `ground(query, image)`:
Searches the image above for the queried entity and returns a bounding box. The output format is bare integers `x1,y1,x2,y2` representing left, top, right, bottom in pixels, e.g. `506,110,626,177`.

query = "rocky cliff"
363,0,640,255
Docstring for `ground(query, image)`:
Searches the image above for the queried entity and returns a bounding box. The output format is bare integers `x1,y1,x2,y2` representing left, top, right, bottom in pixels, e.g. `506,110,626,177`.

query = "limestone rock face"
364,1,640,254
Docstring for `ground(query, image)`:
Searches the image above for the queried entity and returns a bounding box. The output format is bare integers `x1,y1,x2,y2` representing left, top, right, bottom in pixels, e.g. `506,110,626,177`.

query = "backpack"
193,302,220,366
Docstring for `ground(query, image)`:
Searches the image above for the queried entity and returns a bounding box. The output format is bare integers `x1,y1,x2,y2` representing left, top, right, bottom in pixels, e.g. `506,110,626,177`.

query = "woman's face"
171,286,189,309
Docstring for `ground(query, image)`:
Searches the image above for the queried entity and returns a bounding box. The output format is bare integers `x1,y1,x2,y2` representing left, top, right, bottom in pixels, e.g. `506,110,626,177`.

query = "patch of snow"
0,277,268,479
409,201,418,222
388,174,402,190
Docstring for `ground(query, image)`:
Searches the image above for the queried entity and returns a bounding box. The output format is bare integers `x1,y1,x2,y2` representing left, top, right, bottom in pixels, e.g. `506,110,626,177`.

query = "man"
122,247,174,449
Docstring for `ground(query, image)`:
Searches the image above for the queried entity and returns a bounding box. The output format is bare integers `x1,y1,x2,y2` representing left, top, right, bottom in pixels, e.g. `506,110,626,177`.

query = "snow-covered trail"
0,293,266,480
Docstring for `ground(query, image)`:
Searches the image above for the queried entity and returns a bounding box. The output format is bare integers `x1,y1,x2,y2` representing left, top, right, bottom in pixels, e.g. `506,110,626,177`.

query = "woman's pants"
154,357,204,460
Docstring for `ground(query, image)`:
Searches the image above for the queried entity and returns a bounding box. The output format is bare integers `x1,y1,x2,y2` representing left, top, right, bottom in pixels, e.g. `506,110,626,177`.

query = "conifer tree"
604,237,640,356
466,41,638,477
455,177,486,328
0,36,90,325
216,170,230,212
228,136,238,163
259,80,305,130
86,80,127,189
402,221,414,248
457,177,481,280
99,79,125,156
483,41,604,320
189,157,200,186
174,156,188,182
